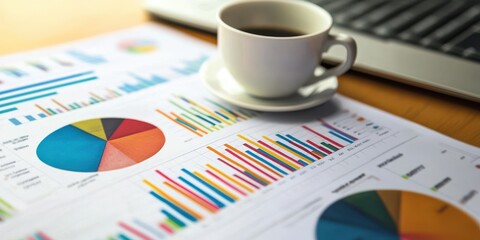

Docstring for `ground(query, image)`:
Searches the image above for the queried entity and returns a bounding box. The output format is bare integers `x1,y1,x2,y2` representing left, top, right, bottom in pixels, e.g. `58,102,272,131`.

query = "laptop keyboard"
309,0,480,62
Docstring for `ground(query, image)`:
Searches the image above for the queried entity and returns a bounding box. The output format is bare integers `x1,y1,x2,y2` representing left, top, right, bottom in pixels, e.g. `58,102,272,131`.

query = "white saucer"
200,56,338,112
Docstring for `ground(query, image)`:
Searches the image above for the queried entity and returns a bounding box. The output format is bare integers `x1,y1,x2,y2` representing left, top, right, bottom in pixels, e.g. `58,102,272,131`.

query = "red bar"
119,222,153,240
225,148,278,181
206,170,247,196
307,140,332,154
302,125,344,148
257,140,303,166
217,158,265,186
286,141,321,160
159,223,175,235
233,174,259,189
319,119,358,140
243,143,296,172
155,170,219,211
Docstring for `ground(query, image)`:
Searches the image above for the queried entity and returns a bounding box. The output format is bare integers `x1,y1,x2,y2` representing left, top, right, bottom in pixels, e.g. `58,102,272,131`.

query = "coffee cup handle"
303,33,357,87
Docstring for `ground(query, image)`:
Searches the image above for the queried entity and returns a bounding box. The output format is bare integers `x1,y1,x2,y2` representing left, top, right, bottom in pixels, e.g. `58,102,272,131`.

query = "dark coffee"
240,26,304,37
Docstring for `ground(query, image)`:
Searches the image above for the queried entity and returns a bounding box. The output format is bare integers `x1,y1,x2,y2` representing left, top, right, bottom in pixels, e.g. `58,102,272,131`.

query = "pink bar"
119,221,153,240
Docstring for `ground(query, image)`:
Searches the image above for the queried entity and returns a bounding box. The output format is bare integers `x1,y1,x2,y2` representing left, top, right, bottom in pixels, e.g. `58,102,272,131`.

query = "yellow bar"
193,171,239,201
238,134,300,170
164,181,217,213
224,144,283,179
189,99,232,126
263,136,313,164
171,112,208,135
219,109,237,123
207,146,271,185
143,179,203,220
206,164,253,193
156,109,203,137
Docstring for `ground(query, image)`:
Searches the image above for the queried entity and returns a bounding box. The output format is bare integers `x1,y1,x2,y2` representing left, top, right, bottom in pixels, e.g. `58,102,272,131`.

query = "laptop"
145,0,480,102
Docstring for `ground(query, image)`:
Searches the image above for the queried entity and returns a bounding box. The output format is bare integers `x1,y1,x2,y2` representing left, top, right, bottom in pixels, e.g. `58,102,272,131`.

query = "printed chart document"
0,24,479,240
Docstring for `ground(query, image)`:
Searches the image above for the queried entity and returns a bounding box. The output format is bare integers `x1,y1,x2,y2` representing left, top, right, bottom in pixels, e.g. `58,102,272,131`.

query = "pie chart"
316,190,480,240
37,118,166,172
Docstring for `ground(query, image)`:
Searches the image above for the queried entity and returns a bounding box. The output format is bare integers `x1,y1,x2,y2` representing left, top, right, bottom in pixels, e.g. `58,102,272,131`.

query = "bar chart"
157,96,256,137
4,55,210,126
105,113,379,239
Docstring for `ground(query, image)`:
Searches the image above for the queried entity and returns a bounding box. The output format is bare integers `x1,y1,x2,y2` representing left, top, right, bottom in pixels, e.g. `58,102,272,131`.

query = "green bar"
90,97,99,103
0,207,11,218
68,104,76,109
165,218,181,230
74,102,82,108
0,198,14,210
181,113,213,132
47,108,57,115
321,142,338,151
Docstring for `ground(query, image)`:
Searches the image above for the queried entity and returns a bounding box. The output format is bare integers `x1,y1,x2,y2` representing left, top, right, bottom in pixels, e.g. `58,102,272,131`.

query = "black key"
420,5,480,48
334,0,388,26
322,0,357,14
442,22,480,62
351,0,418,31
372,0,447,37
398,1,469,43
307,0,332,6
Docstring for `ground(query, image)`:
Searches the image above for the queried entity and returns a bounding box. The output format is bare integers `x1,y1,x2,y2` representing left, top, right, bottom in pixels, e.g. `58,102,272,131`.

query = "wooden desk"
1,0,479,146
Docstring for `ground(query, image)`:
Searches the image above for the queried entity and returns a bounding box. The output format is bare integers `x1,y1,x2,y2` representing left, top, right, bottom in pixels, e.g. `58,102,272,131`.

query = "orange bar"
156,109,202,137
51,99,70,111
207,146,271,185
206,164,253,193
35,104,52,116
163,181,217,213
225,144,283,178
193,171,238,201
188,99,232,126
171,112,208,135
143,179,203,220
89,92,105,101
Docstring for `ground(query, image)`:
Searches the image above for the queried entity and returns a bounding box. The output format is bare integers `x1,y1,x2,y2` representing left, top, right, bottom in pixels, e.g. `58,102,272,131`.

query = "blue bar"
0,92,57,108
152,75,167,83
38,113,47,118
329,131,354,144
243,171,268,186
161,210,186,227
215,110,229,120
285,134,327,157
196,114,216,126
179,176,225,208
118,233,132,240
246,150,288,175
275,140,316,163
25,115,35,121
0,107,17,114
257,148,296,172
181,169,235,203
176,118,197,130
0,77,97,102
67,50,106,64
149,191,197,222
298,160,309,166
133,219,165,239
0,71,94,95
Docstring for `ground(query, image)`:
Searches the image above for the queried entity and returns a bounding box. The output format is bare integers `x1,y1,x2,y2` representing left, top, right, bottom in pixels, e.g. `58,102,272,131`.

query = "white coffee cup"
218,0,357,98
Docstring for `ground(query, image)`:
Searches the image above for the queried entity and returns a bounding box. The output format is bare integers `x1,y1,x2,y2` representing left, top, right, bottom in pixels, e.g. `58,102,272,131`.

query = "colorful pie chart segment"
316,190,480,240
37,118,166,172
